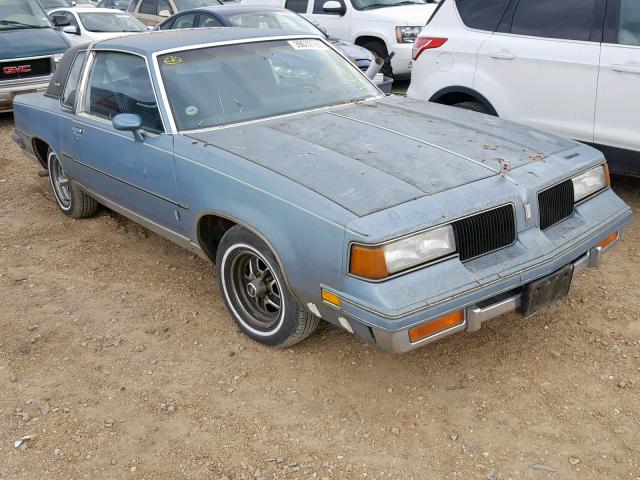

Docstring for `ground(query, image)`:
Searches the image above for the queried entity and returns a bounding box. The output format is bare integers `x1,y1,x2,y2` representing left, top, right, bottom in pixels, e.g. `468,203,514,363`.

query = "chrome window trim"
76,47,168,134
60,49,88,112
150,34,384,135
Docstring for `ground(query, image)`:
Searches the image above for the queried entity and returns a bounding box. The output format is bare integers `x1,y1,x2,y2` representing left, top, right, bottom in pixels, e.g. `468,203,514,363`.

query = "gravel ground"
1,112,639,480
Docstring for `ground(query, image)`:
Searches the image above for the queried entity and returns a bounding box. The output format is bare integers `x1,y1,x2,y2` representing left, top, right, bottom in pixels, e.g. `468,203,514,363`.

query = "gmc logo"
3,65,31,75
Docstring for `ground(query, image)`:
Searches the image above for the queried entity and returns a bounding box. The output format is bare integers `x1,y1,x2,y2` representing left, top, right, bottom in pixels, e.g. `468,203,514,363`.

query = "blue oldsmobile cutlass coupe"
12,29,632,353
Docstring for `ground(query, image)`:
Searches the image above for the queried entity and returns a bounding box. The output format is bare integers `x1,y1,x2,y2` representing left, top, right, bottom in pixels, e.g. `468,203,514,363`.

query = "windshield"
79,12,146,32
174,0,222,10
352,0,426,10
159,39,379,131
41,0,74,7
0,0,51,29
226,11,320,36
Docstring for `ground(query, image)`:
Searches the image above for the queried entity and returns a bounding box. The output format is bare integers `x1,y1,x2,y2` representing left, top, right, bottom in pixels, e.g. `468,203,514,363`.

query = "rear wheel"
216,225,319,348
47,147,98,219
453,101,492,115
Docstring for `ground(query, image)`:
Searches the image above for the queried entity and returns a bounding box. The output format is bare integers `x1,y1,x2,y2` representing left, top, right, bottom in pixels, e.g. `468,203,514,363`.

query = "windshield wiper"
0,20,45,28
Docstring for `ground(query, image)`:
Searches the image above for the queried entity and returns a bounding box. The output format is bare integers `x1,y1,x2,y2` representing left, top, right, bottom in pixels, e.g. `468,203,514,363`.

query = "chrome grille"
452,205,516,262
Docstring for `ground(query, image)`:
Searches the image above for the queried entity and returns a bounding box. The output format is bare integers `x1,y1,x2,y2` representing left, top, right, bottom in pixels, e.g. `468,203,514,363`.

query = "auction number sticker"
288,39,329,51
163,55,182,65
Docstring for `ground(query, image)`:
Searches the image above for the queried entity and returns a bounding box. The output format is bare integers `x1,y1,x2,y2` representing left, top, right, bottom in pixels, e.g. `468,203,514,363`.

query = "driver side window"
85,52,163,133
619,0,640,46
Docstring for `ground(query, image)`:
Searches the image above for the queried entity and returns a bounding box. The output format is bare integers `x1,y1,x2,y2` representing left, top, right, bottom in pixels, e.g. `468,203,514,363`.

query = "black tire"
216,225,319,348
453,101,492,115
47,147,98,219
362,40,393,77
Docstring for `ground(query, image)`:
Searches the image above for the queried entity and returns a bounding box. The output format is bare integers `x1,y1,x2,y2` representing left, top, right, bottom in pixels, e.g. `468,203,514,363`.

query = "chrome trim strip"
77,182,208,261
73,158,183,208
0,54,53,64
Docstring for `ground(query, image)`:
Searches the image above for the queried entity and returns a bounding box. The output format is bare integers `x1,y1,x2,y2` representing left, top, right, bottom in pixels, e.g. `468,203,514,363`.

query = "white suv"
407,0,640,175
241,0,439,78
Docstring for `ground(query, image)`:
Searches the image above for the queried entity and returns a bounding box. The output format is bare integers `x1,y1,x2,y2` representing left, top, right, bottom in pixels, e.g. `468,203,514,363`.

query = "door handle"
490,50,516,60
72,127,83,135
611,64,640,74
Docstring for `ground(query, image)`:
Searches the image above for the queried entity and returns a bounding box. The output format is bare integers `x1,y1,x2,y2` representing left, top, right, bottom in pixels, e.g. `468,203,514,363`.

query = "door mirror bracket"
113,114,144,142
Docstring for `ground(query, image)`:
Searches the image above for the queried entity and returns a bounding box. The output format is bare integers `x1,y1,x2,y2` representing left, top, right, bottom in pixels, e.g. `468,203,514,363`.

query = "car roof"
173,5,289,16
49,6,130,13
94,26,315,55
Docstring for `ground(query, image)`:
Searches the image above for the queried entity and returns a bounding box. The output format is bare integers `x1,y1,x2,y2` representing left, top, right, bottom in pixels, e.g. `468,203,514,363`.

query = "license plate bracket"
520,264,574,317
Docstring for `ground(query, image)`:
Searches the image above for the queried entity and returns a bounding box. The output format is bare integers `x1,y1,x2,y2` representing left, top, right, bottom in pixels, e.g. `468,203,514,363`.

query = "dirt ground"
1,111,639,480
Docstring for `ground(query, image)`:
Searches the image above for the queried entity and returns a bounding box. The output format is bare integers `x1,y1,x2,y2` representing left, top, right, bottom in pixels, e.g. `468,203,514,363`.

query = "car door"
595,0,640,154
70,50,184,233
475,0,603,143
304,0,351,41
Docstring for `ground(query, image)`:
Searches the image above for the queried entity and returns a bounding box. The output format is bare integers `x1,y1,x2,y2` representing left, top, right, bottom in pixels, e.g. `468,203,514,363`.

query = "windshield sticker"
163,56,182,65
185,106,199,117
287,39,329,51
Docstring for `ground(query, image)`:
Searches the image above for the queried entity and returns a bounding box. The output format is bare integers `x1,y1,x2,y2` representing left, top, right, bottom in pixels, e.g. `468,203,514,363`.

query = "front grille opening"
452,205,516,262
0,57,52,81
538,180,575,230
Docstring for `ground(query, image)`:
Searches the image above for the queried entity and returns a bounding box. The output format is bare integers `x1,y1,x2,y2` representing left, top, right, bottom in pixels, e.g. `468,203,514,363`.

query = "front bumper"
390,43,413,79
320,200,631,353
373,243,610,353
0,76,51,112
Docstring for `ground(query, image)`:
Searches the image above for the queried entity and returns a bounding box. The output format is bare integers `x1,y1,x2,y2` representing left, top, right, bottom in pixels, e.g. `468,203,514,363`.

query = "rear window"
510,0,598,42
455,0,510,32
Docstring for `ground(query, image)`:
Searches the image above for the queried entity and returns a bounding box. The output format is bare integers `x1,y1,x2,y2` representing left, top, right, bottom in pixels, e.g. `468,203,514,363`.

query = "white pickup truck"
241,0,439,78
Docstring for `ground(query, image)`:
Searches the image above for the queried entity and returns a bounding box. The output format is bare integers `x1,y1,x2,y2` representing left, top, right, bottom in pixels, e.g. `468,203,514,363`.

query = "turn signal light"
412,37,448,61
321,289,341,307
599,231,619,249
408,310,464,343
349,245,389,280
603,163,611,187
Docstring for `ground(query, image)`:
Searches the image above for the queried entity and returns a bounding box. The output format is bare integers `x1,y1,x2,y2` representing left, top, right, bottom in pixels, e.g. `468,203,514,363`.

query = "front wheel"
216,225,319,348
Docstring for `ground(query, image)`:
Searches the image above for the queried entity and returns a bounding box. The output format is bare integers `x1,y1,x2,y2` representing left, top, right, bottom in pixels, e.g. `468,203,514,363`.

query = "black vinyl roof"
45,43,90,99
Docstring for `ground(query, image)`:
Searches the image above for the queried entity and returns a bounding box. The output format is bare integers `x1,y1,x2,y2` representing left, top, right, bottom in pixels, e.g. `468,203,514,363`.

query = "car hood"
187,96,576,217
0,28,69,59
328,37,374,62
356,4,436,25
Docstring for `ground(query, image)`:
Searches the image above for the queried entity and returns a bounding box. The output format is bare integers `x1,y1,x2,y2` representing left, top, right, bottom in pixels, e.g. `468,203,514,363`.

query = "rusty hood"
187,96,576,217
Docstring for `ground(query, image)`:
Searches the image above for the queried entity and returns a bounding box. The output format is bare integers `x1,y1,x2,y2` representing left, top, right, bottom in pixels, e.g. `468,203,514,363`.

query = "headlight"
396,26,422,44
572,164,609,202
53,53,64,63
350,225,456,280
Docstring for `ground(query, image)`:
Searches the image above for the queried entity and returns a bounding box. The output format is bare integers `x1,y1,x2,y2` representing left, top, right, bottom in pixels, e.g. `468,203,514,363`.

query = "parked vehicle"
158,5,375,71
49,7,147,44
0,0,70,113
96,0,132,9
40,0,95,10
127,0,223,25
408,0,640,176
13,30,632,353
241,0,438,77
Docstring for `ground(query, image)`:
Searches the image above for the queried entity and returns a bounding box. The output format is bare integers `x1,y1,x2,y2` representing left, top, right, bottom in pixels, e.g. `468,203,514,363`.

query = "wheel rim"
48,151,71,210
229,249,282,332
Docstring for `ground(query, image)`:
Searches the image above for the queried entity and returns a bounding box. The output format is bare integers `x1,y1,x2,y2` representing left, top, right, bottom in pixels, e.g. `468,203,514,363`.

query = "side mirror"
113,113,144,142
62,25,79,34
158,9,171,17
52,15,70,27
322,0,345,15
